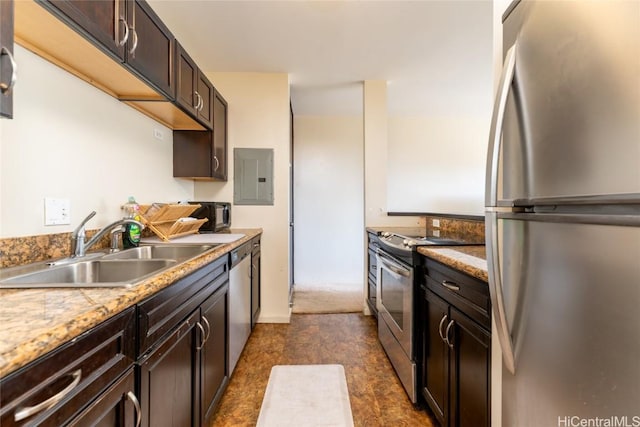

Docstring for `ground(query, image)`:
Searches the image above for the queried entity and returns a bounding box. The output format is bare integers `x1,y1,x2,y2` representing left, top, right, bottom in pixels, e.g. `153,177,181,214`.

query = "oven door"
376,250,414,358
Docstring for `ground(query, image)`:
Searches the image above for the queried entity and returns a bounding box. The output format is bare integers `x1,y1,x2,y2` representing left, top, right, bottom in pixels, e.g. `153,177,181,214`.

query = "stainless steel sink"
101,244,217,261
0,259,177,288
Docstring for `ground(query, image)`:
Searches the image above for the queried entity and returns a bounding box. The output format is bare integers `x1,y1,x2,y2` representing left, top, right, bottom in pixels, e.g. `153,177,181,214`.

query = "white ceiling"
147,0,494,116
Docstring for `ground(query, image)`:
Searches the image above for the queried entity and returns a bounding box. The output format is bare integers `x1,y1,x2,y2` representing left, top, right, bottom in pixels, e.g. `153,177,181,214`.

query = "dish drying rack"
138,204,207,241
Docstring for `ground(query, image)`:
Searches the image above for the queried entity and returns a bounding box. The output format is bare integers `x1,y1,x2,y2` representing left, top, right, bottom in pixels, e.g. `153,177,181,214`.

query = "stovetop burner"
378,231,484,254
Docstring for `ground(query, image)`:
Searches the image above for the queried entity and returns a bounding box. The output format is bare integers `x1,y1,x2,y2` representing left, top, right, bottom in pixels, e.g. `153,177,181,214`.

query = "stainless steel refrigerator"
486,1,640,425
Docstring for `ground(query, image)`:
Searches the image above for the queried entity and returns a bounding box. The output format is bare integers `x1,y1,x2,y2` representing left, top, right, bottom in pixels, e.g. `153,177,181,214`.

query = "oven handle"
376,252,411,278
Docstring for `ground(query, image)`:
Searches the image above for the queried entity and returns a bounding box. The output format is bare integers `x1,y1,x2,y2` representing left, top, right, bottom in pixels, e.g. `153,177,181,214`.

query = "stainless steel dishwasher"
228,243,252,374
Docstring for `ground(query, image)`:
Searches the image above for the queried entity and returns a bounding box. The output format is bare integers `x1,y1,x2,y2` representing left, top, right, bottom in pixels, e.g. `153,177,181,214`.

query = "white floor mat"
257,364,354,427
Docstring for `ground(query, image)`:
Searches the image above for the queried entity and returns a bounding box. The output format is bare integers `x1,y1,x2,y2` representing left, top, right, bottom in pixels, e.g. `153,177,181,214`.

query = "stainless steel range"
375,230,483,403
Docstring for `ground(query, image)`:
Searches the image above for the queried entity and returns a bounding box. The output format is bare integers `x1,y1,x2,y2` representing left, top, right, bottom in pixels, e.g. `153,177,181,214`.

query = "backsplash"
1,230,113,269
424,215,485,243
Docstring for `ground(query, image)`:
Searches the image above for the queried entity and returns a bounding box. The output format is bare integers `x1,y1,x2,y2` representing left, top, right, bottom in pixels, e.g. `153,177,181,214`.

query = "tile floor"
209,313,437,426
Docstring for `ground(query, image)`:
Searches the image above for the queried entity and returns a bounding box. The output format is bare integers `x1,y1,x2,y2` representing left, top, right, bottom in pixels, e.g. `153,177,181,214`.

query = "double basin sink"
0,244,217,288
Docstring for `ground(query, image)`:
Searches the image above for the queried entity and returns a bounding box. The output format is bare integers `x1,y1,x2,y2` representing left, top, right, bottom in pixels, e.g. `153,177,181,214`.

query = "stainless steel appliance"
188,201,231,232
228,243,251,374
487,1,640,424
375,231,484,404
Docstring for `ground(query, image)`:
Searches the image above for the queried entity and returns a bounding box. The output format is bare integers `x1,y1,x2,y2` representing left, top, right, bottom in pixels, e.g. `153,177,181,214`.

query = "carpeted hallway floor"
209,313,437,427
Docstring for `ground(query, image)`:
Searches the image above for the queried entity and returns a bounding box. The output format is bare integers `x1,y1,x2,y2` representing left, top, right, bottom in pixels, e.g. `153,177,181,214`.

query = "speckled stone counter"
0,228,262,378
366,226,427,237
417,246,488,283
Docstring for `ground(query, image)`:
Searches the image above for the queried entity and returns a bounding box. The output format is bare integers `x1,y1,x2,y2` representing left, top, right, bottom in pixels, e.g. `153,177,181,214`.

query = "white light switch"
45,198,71,225
432,219,440,228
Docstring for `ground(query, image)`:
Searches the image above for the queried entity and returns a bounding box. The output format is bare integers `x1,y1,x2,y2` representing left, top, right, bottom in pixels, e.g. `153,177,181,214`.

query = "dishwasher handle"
230,242,251,269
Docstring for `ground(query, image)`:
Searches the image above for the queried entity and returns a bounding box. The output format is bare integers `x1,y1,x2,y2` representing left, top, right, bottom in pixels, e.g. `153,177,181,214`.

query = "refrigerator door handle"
485,43,517,207
486,211,517,374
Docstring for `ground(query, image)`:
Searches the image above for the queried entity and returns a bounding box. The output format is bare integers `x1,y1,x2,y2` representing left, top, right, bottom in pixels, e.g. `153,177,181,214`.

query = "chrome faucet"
72,211,144,257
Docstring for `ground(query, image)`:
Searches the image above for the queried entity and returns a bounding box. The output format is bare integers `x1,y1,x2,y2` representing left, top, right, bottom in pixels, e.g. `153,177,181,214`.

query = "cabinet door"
251,247,261,328
173,130,214,178
175,41,213,129
139,310,201,427
449,307,491,427
212,90,227,180
47,0,126,60
175,41,197,116
195,72,213,128
422,289,449,426
126,0,174,99
0,308,135,427
0,0,15,118
68,368,139,427
200,285,229,424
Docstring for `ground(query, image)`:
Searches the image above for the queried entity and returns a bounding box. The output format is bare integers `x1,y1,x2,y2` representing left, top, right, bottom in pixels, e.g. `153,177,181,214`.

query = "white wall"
363,81,425,228
387,116,488,215
0,46,193,238
385,2,494,216
293,115,364,286
193,72,291,323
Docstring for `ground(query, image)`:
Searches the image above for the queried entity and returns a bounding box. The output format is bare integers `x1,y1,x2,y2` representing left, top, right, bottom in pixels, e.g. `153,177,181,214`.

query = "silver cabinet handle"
438,314,448,342
441,280,460,291
213,155,220,171
445,319,455,349
129,27,139,55
15,369,82,422
126,391,142,427
486,211,516,374
118,18,130,47
195,92,204,111
194,91,201,110
195,321,206,350
485,42,517,207
201,315,211,343
0,47,17,94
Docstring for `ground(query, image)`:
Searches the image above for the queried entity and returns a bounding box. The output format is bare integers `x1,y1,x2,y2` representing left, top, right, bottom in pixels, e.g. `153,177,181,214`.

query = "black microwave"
188,201,231,232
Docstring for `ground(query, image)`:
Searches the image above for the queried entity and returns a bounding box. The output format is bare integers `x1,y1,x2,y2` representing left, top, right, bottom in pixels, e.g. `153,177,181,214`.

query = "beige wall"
363,81,424,228
387,115,488,215
194,72,291,323
0,46,193,238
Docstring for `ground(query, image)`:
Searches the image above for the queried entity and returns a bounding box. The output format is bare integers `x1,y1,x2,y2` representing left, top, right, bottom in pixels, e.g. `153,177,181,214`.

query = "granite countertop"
417,245,488,283
366,226,427,237
0,228,262,378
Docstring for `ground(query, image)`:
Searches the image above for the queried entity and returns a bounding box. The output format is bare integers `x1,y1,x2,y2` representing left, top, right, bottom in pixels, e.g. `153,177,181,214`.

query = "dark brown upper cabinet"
42,0,174,99
0,0,15,119
125,0,174,99
173,88,227,181
175,41,213,129
46,0,127,60
212,89,228,180
14,0,206,130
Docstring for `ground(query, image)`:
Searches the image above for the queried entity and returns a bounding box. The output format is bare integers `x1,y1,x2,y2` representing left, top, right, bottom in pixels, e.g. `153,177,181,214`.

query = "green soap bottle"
122,196,142,249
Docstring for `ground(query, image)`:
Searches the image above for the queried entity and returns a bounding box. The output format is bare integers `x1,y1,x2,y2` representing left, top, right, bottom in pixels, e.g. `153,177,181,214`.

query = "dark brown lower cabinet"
200,285,229,424
420,257,491,427
68,367,138,427
366,231,379,317
449,307,491,427
250,236,261,329
423,290,450,422
0,308,136,426
139,310,200,427
136,255,230,427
